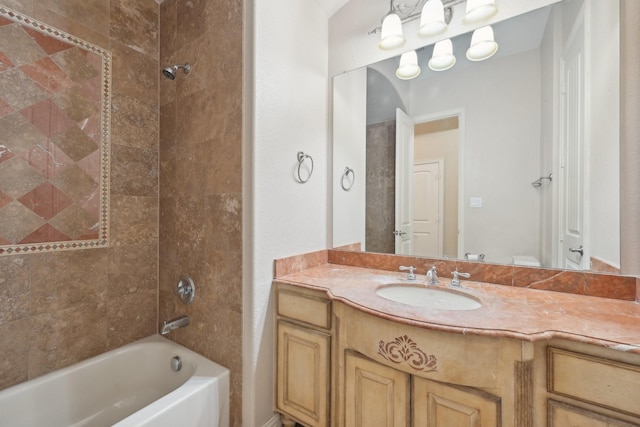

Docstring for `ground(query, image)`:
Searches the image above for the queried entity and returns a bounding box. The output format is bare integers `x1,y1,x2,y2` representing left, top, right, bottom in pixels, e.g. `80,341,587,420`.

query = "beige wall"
0,0,159,388
158,0,243,426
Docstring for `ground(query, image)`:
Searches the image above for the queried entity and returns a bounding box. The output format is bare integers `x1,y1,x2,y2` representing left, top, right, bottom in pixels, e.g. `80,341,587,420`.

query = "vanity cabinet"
275,284,332,427
275,278,640,427
335,303,524,427
535,341,640,427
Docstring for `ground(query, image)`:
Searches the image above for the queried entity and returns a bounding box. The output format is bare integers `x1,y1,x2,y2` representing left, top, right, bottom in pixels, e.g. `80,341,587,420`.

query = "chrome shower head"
162,64,191,80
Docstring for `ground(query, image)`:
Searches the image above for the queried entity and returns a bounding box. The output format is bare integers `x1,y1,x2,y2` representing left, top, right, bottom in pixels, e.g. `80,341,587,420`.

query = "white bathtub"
0,335,229,427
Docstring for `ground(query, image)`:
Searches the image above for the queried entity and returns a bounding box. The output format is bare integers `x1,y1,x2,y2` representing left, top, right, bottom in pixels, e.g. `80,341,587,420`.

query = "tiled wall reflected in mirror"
0,7,110,254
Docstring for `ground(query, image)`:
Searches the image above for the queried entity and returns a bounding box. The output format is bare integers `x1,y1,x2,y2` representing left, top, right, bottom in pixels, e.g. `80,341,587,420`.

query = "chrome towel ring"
296,151,314,183
341,167,355,191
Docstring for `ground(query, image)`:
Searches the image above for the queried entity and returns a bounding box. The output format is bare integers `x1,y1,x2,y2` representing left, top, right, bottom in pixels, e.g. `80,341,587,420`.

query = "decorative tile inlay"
0,7,110,255
378,334,438,372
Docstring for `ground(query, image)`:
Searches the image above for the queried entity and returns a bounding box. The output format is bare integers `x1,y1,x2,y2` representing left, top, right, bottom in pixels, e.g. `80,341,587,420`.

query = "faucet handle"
399,266,417,281
450,269,470,287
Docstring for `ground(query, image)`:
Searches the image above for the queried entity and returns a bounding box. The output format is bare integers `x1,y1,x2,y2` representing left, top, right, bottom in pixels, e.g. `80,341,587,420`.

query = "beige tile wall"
0,0,159,390
158,0,243,426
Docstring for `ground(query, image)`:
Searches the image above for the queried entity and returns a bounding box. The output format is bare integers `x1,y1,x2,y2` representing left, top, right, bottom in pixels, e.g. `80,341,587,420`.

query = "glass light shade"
418,0,448,38
396,50,421,80
463,0,499,25
428,39,456,71
378,13,405,50
466,26,498,61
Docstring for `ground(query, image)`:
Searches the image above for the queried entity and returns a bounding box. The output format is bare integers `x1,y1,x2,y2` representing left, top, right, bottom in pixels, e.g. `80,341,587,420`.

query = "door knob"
569,246,584,256
393,230,407,237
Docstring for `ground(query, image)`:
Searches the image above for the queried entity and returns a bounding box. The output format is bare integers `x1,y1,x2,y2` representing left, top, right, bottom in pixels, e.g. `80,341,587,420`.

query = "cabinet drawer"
548,347,640,417
277,289,331,329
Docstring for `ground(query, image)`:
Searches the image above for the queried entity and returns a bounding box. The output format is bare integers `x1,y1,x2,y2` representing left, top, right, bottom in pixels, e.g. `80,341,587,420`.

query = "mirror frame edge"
620,0,640,276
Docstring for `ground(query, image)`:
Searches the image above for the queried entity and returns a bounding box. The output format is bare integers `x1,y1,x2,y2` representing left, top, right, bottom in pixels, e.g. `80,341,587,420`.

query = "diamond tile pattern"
0,13,110,251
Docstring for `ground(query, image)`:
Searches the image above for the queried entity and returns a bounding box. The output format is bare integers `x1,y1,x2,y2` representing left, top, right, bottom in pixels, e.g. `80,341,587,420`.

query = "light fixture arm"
369,0,466,35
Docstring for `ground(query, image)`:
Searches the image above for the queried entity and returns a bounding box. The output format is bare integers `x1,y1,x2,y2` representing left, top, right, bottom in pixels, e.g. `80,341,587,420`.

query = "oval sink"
376,285,482,311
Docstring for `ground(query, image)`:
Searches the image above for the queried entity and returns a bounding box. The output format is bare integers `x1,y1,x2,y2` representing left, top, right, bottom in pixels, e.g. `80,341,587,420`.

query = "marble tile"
0,156,47,199
0,202,45,243
0,24,47,66
32,5,109,49
110,143,159,197
176,0,208,48
29,249,108,315
110,41,158,103
204,193,242,253
36,0,110,37
110,94,158,151
50,164,97,201
109,0,158,58
274,249,329,278
50,47,99,84
20,99,76,138
106,290,157,350
0,113,47,155
0,68,47,110
328,249,638,302
109,195,158,247
19,223,72,244
17,182,73,220
0,318,32,388
48,204,97,239
159,0,177,60
22,27,74,55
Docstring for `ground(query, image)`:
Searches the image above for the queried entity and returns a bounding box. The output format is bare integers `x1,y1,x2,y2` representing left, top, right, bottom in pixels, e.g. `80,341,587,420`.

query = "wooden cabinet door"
277,321,330,427
548,400,639,427
413,376,500,427
345,352,410,427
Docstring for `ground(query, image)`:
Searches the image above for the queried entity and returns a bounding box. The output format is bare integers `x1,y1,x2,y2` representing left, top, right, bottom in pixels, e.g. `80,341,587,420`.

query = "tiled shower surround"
0,0,243,425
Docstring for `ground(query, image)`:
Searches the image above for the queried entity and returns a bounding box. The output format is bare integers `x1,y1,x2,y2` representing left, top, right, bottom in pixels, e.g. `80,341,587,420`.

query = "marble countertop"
276,263,640,353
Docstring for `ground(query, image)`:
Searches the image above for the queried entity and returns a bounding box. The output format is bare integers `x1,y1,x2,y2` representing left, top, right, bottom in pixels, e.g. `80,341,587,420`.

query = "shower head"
162,64,191,80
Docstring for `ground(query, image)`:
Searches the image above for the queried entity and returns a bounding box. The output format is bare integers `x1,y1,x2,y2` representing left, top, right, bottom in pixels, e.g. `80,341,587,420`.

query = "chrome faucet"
426,266,439,285
161,315,190,335
399,266,416,281
450,269,471,287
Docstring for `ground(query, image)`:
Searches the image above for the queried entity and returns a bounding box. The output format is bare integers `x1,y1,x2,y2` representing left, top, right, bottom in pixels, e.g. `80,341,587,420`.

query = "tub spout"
161,315,190,335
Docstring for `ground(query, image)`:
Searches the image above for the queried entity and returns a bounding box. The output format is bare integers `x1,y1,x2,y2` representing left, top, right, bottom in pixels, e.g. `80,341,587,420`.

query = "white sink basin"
376,285,482,311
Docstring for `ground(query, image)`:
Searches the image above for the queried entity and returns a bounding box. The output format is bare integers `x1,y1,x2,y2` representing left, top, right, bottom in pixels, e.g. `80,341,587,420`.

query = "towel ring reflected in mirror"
341,167,355,191
295,151,314,183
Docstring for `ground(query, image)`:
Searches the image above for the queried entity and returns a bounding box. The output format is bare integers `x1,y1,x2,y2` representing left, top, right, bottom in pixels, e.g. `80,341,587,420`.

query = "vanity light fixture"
466,25,498,61
462,0,499,25
418,0,448,38
428,39,456,71
396,50,422,79
379,11,406,50
371,0,499,51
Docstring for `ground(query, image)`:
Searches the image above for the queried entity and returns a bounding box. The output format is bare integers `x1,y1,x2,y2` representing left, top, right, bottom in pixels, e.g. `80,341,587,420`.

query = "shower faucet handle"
399,266,417,281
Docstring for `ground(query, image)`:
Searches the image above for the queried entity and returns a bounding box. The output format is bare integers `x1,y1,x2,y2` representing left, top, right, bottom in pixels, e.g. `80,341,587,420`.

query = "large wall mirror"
332,0,622,273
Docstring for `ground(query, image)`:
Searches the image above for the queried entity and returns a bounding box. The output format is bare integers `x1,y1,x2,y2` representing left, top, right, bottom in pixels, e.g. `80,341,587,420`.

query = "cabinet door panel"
413,376,500,427
277,321,330,427
548,400,639,427
345,352,409,427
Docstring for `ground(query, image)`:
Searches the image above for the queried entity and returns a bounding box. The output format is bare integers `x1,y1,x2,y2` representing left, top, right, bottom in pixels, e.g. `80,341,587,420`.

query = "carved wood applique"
378,334,438,372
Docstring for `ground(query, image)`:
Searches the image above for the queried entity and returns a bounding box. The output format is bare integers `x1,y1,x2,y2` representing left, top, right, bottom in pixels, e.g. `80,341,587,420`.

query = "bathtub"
0,335,229,427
